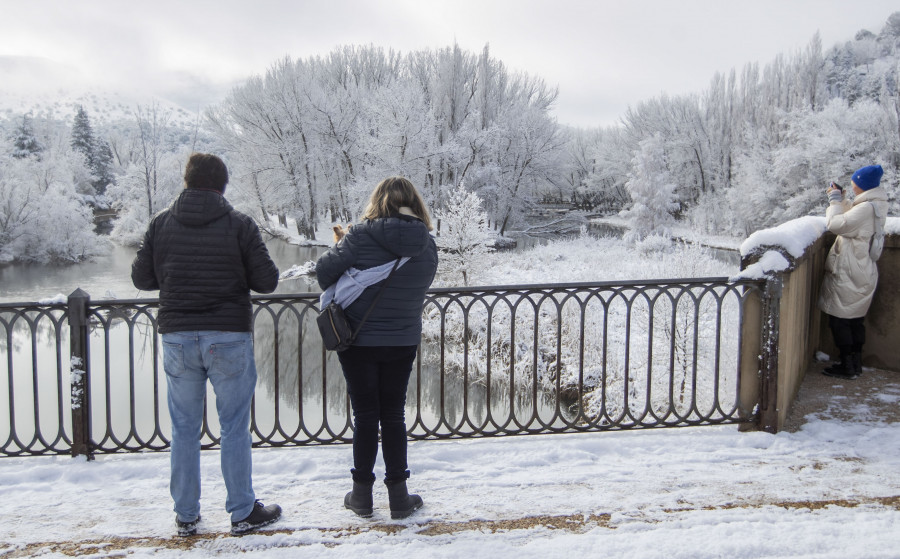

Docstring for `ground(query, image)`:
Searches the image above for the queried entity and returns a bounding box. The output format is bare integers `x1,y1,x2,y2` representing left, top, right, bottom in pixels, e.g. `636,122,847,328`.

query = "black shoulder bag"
316,259,401,352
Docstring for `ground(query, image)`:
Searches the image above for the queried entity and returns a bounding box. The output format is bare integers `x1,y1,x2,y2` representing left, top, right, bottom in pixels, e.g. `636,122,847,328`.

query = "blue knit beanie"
851,165,883,191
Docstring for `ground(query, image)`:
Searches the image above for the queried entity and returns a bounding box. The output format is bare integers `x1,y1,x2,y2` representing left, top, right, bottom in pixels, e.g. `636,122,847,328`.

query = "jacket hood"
356,215,432,257
170,188,232,226
854,186,888,205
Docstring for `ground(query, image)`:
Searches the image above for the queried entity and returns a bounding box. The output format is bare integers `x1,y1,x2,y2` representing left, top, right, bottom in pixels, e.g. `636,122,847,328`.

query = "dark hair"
361,177,433,230
184,153,228,192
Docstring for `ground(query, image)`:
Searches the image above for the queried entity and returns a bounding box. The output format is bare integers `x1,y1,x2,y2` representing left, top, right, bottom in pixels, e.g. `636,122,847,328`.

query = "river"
0,239,323,304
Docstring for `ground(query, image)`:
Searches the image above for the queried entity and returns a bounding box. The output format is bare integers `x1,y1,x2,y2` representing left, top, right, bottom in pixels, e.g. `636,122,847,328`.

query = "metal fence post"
69,288,94,460
757,275,782,433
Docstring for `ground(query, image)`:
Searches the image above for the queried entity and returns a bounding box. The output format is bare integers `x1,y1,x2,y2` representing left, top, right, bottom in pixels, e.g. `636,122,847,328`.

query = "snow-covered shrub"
634,234,672,256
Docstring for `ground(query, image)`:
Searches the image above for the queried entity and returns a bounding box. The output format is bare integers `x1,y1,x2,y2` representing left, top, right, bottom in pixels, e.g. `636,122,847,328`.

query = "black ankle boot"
385,480,423,519
850,353,863,377
823,354,857,380
344,480,374,517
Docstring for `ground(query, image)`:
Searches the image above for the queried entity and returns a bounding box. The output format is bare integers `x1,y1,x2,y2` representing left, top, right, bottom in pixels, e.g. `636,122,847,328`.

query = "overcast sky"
1,0,898,127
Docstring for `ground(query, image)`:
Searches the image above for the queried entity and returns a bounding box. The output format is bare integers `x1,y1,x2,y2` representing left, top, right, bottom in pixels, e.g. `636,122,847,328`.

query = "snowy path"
6,498,899,558
3,369,900,559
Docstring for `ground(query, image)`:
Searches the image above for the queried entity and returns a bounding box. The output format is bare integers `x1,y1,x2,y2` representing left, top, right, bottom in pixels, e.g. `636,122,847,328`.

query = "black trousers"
828,314,866,356
337,344,418,483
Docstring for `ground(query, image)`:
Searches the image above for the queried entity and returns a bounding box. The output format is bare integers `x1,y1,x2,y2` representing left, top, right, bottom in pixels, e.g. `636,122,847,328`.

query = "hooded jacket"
316,214,438,347
818,186,889,319
131,188,279,333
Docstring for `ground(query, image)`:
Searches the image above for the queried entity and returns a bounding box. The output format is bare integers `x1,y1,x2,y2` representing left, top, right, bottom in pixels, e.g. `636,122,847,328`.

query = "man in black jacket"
131,153,282,537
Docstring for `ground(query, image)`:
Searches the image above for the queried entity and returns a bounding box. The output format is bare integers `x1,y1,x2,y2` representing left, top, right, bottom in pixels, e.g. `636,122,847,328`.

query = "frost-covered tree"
209,43,562,238
489,92,564,235
0,159,37,260
105,102,190,245
620,134,679,243
108,149,185,246
577,12,900,237
0,135,106,263
436,182,491,285
770,98,892,223
580,126,631,212
207,59,324,238
132,102,171,219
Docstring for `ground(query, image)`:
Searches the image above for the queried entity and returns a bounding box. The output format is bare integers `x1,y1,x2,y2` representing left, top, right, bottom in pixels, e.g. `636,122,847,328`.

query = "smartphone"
831,181,843,192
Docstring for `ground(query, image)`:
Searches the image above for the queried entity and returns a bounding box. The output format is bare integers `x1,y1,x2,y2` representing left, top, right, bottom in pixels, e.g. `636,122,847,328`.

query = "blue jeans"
337,345,418,484
162,330,257,523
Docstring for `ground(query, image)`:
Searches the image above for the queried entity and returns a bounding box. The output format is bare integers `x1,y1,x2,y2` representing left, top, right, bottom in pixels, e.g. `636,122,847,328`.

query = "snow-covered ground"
2,373,899,558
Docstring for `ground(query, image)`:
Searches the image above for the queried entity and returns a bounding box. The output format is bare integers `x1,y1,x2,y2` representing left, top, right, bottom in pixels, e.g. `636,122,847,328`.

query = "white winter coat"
818,186,889,319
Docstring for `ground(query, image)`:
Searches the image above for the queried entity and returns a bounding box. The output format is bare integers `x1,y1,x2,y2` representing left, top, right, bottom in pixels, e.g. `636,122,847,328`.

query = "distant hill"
0,55,214,128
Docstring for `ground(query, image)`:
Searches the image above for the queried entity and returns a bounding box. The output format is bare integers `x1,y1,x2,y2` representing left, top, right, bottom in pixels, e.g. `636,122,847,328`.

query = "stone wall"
739,224,898,432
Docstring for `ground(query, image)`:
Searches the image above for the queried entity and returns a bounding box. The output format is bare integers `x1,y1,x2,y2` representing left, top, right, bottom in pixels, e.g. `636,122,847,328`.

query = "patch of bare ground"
660,495,900,515
414,512,613,536
4,498,898,557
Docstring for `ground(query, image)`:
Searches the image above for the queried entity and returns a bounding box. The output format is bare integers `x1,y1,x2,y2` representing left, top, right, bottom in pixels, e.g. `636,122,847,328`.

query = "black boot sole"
230,509,282,536
345,503,374,517
230,515,280,536
822,369,859,380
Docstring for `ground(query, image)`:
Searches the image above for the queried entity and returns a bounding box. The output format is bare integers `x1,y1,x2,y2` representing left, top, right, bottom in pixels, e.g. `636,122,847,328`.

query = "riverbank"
589,214,745,251
442,229,734,288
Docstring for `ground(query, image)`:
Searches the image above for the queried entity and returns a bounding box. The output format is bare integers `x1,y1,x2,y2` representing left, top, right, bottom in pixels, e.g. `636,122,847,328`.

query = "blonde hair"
361,177,433,231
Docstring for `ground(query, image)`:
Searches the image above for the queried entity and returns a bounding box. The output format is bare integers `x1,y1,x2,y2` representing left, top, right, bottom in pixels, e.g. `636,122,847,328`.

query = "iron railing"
1,277,769,457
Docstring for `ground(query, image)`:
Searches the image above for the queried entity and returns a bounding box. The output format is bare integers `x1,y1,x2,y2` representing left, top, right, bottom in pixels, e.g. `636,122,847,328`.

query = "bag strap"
868,201,886,261
350,258,402,339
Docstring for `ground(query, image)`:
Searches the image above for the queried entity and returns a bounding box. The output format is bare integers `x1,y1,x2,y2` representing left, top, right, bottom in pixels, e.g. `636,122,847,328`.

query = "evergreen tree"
11,113,44,160
71,105,95,159
92,139,115,195
70,105,116,195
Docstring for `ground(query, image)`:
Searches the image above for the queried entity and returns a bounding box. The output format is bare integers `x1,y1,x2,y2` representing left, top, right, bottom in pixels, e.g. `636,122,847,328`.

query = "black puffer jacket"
131,188,279,333
316,215,437,346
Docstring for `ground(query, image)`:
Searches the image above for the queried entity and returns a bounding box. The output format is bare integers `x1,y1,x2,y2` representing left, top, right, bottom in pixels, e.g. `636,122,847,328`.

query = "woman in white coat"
819,164,889,379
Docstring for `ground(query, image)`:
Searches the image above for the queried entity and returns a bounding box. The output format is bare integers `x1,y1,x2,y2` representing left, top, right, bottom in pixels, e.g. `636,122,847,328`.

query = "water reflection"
248,296,572,445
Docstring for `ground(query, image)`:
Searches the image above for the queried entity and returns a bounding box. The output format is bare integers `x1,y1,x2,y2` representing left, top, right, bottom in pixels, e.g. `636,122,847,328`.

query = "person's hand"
827,185,843,203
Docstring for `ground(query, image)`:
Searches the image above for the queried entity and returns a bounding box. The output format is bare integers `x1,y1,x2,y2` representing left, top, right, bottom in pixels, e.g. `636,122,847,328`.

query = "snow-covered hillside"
0,55,201,127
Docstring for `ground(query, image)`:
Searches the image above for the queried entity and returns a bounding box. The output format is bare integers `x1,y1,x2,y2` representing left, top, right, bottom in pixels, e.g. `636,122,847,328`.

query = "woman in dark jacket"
316,177,438,519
